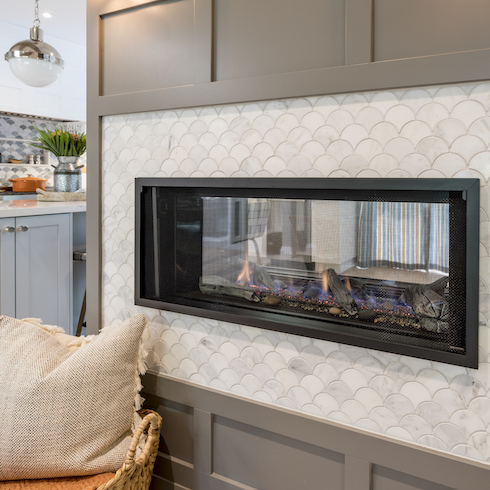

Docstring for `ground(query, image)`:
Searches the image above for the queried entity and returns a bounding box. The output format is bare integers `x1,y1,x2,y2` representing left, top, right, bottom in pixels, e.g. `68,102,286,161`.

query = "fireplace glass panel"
136,179,479,367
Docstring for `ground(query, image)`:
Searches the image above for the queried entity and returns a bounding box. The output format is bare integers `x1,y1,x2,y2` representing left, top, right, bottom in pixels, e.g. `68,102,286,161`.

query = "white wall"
0,21,86,121
101,82,490,464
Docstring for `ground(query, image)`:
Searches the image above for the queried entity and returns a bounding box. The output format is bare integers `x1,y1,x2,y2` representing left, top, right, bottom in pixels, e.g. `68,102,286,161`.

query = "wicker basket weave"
96,409,162,490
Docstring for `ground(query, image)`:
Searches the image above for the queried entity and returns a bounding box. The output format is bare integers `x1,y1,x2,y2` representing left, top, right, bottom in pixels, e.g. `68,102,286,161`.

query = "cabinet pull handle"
3,226,15,233
18,225,29,232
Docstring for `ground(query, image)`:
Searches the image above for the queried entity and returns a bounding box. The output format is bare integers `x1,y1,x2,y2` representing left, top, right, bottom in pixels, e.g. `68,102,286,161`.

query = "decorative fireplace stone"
135,177,479,367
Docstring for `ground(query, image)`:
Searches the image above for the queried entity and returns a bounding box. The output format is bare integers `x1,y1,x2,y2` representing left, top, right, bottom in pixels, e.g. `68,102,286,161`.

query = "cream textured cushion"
0,313,148,480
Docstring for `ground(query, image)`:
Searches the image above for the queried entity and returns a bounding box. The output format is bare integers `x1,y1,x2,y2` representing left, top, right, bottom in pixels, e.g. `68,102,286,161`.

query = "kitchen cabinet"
0,214,72,330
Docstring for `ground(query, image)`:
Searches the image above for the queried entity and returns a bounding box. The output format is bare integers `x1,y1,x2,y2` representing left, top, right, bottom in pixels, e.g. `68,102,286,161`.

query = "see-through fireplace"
135,178,479,367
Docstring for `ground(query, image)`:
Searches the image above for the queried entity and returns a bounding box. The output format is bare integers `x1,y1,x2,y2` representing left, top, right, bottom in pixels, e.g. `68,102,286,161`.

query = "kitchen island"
0,199,86,334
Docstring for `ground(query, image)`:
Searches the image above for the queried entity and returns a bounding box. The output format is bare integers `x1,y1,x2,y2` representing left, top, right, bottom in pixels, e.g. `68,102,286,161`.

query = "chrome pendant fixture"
4,0,64,87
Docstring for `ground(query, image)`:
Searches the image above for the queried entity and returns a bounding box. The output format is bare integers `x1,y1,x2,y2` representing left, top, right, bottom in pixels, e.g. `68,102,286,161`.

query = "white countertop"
0,199,86,218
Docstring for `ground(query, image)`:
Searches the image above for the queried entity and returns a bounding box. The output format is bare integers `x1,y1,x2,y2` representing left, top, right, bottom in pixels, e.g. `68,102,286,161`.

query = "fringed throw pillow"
0,313,149,480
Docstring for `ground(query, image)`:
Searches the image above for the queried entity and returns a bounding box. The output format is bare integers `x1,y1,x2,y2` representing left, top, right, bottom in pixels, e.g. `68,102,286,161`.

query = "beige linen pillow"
0,313,149,480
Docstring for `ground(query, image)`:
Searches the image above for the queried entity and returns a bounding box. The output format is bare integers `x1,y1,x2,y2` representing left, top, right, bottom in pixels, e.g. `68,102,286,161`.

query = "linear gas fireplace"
135,178,480,367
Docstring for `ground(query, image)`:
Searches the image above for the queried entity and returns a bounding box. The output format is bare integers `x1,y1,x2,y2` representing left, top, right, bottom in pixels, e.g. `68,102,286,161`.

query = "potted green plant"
32,125,86,192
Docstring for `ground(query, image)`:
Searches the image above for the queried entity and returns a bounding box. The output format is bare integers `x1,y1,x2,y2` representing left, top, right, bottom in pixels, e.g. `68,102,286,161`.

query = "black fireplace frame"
135,178,480,368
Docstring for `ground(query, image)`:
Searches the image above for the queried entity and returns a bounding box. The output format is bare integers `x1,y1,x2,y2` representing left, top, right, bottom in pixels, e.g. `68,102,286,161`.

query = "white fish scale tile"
313,96,340,119
418,434,448,451
341,399,369,423
433,389,466,415
449,410,486,439
415,369,450,396
369,375,397,401
369,122,399,147
417,103,450,129
452,444,485,461
229,357,251,379
241,346,263,368
326,110,354,133
355,107,384,132
370,406,399,432
102,80,490,463
385,105,415,132
469,117,490,145
275,368,300,392
251,363,276,385
386,427,414,442
288,358,313,382
432,153,467,177
300,345,326,369
384,138,416,162
354,139,383,162
450,375,486,405
416,402,450,428
433,423,468,450
340,154,369,177
300,141,326,163
370,91,399,115
368,154,399,176
340,369,368,393
450,134,487,162
399,382,432,408
300,374,326,398
469,432,490,461
313,392,340,415
399,414,433,440
451,101,487,128
434,86,468,111
312,155,340,175
399,120,432,146
356,418,382,434
469,153,490,181
264,379,286,401
384,394,416,419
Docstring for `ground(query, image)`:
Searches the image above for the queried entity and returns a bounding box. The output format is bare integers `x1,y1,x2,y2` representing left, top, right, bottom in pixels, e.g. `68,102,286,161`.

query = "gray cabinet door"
0,218,16,318
15,214,72,331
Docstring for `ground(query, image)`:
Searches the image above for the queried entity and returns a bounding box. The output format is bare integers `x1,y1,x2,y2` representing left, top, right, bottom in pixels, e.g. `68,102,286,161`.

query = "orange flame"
344,277,352,292
321,270,329,293
237,249,252,286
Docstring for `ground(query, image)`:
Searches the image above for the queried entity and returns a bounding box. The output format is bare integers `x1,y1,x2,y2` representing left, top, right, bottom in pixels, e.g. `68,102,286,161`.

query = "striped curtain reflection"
357,202,449,273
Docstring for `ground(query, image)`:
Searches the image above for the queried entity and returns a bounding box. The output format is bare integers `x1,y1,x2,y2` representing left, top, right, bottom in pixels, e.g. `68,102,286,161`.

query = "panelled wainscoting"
102,82,490,468
142,373,490,490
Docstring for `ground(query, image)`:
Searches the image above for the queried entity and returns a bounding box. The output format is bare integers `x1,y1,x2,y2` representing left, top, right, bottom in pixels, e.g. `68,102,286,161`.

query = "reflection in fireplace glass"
201,197,449,334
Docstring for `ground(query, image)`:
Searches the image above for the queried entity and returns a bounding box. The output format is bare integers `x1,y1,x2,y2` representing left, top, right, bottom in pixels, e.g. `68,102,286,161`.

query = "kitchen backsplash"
0,115,87,187
101,81,490,463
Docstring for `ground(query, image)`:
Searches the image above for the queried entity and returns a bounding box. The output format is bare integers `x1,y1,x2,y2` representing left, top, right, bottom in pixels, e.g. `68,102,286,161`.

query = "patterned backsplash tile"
101,82,490,463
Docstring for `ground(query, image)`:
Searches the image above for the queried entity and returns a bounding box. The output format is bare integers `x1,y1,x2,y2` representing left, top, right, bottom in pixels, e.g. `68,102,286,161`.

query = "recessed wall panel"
213,0,345,81
213,416,344,490
374,0,490,62
100,0,195,96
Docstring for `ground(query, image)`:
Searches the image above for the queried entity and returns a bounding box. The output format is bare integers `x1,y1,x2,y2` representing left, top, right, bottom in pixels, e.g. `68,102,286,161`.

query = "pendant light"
4,0,64,87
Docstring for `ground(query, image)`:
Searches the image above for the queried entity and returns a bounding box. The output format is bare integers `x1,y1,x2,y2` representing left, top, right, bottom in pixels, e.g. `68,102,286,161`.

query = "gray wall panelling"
87,0,490,485
143,374,490,490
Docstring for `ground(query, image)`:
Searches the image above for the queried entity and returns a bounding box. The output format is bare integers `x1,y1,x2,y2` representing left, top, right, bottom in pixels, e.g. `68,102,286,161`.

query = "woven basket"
96,409,162,490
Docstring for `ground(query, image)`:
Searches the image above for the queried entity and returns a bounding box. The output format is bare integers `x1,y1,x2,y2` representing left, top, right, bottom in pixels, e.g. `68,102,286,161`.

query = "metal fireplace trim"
135,178,480,368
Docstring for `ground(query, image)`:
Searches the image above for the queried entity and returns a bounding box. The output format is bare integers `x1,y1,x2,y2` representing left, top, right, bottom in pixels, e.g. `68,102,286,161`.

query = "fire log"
199,276,261,302
404,283,449,333
323,269,357,315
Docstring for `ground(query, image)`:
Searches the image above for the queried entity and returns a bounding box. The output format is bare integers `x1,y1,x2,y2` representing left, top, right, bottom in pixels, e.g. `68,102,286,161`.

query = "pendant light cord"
33,0,41,28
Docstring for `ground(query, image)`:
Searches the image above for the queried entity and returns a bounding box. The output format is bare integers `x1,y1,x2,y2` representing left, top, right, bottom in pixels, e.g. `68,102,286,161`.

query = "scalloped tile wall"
102,82,490,463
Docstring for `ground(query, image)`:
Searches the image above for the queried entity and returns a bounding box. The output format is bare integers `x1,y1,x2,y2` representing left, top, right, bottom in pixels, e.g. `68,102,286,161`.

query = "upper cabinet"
89,0,490,115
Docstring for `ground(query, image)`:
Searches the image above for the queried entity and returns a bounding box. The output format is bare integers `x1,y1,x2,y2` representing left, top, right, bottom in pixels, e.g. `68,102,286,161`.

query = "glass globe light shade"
5,27,64,88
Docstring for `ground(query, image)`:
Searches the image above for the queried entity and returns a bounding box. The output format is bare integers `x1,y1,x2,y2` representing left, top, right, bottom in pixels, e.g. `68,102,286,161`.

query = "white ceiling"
2,0,86,46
